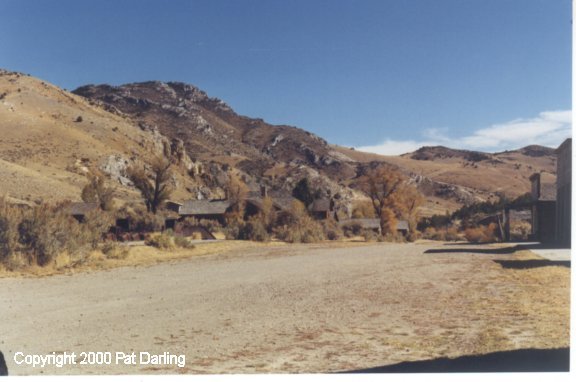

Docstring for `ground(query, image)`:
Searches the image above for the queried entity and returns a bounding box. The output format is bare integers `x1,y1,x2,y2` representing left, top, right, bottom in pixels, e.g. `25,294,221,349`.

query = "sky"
0,0,572,155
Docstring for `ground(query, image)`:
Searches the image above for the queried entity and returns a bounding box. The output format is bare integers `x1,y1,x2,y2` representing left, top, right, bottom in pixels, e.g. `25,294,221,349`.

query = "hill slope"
1,69,557,217
0,70,208,205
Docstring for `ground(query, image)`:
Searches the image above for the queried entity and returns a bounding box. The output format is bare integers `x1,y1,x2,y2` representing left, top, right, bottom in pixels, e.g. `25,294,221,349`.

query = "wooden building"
555,138,571,247
529,173,556,243
166,199,231,224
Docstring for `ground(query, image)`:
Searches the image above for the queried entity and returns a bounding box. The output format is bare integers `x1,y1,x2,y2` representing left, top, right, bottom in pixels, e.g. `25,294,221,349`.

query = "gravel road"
0,242,570,375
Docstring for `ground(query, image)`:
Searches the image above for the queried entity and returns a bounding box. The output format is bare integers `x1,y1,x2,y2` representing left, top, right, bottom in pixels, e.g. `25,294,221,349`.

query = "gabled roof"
271,196,297,211
308,198,331,212
179,200,231,215
245,188,297,212
339,218,380,230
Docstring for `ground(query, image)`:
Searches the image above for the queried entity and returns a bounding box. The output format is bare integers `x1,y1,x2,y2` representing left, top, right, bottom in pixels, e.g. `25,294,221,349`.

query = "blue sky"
0,0,571,154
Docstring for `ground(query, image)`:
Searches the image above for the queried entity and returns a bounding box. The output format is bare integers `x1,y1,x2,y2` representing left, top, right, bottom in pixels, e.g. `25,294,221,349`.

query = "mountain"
72,81,358,181
0,70,212,206
0,69,558,217
334,143,556,213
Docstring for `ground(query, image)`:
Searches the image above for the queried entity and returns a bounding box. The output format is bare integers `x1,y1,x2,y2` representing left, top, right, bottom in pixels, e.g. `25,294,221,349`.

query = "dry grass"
0,240,285,278
0,73,200,204
464,223,497,243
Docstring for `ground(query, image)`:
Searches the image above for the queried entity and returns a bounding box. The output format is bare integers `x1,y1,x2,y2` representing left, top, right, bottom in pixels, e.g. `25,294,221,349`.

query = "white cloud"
356,110,572,155
464,110,572,149
356,139,438,156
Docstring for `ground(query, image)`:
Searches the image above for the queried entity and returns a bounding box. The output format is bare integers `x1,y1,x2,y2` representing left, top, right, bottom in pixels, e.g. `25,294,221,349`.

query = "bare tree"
396,184,424,236
358,165,422,236
81,170,115,211
128,156,173,214
225,172,248,218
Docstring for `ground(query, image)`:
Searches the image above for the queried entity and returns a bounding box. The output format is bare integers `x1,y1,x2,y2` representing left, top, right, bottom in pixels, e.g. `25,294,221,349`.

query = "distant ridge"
405,146,492,162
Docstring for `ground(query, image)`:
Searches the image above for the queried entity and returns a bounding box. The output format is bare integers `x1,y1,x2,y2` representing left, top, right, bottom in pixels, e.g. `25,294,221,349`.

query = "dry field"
0,241,570,375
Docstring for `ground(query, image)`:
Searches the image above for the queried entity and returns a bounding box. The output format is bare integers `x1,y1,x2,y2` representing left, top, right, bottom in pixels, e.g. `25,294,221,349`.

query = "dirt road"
0,242,570,375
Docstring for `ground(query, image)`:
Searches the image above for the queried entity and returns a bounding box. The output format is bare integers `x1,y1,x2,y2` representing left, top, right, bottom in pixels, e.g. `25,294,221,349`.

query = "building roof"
339,218,381,230
272,196,297,211
67,202,99,216
179,200,231,215
396,220,409,231
245,188,298,212
308,198,331,212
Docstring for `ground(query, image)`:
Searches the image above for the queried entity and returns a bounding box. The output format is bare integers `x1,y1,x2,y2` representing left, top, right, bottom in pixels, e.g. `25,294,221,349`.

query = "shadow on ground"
341,347,569,373
494,259,570,269
427,242,571,256
425,246,518,255
441,242,569,249
0,351,8,376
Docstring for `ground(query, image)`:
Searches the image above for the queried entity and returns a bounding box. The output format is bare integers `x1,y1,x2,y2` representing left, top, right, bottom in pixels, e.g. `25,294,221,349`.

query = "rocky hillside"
73,82,357,182
73,80,363,210
0,69,559,217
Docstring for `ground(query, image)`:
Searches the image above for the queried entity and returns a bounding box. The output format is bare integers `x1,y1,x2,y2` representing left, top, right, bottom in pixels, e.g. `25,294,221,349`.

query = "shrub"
363,230,379,242
406,230,421,242
510,220,531,241
81,172,115,211
0,216,13,261
1,200,117,268
351,200,375,219
130,211,165,232
374,231,407,243
464,223,497,243
0,199,21,263
300,223,324,243
239,218,269,242
422,226,461,241
274,225,299,243
223,218,245,240
174,235,195,249
341,222,364,238
83,210,114,249
273,200,325,243
259,196,277,233
274,217,325,244
145,232,175,250
101,242,130,259
183,217,222,234
445,227,462,241
18,206,76,265
321,220,343,241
